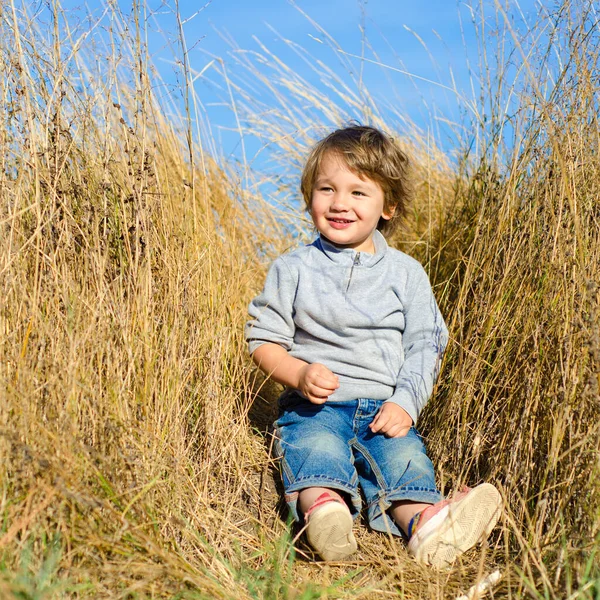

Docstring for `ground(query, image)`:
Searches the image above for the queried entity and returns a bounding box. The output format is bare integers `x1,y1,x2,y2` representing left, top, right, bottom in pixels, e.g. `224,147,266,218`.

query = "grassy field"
1,0,599,598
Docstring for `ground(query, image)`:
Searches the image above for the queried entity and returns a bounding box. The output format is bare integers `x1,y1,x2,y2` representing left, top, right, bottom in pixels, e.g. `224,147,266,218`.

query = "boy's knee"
282,433,351,471
302,432,346,456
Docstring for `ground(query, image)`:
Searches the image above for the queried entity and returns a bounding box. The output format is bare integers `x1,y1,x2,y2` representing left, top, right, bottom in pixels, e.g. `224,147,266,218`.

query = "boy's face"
310,152,392,253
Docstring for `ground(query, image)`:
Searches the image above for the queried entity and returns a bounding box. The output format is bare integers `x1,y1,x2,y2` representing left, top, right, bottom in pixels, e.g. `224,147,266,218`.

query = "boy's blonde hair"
300,125,412,235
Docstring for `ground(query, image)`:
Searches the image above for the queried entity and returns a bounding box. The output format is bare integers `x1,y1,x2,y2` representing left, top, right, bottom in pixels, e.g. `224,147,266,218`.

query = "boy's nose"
330,194,349,211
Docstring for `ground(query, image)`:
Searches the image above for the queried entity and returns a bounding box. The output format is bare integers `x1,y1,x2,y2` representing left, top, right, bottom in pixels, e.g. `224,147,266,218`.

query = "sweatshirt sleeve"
245,257,297,354
386,266,448,424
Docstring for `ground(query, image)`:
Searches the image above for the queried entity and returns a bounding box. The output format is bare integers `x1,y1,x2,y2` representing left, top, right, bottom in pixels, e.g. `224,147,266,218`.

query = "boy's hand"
298,363,339,404
369,402,413,438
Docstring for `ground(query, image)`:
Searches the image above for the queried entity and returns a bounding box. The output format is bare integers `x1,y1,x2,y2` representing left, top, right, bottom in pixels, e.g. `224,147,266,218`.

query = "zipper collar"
316,230,387,267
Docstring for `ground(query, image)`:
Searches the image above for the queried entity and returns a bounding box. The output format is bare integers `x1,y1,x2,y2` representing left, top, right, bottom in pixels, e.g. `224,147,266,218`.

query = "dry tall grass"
0,0,598,598
428,4,600,593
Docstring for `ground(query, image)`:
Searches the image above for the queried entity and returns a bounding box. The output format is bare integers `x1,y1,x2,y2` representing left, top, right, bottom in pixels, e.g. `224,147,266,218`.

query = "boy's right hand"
298,363,339,404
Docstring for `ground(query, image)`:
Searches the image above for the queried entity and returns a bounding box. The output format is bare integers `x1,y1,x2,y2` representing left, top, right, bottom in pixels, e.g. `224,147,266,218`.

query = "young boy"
245,125,501,567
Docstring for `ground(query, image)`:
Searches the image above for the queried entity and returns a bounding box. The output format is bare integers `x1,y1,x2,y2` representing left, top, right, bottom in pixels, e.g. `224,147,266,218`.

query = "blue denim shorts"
273,394,442,537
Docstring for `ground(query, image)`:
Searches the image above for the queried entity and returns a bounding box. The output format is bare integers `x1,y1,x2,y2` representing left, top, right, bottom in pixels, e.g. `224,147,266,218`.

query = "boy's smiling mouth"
327,218,355,229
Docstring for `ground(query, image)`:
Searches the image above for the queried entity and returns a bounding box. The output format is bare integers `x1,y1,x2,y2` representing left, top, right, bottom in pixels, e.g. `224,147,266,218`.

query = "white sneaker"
305,494,357,561
407,483,502,568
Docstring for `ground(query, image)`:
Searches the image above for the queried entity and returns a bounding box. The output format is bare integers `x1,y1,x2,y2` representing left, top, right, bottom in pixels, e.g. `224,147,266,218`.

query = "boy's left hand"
369,403,413,438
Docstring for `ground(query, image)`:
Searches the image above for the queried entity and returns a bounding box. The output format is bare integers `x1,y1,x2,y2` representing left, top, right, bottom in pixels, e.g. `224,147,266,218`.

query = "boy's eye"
353,190,366,196
319,186,333,192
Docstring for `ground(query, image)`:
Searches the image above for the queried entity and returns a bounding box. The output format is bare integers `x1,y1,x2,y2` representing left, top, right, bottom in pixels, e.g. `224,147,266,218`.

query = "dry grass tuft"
422,3,600,591
0,0,598,598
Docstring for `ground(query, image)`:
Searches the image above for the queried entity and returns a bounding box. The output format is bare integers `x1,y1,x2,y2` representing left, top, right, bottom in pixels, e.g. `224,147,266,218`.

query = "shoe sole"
408,483,502,568
306,502,357,561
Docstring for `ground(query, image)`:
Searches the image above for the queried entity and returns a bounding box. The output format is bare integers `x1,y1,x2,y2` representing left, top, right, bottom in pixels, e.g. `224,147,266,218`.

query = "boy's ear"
382,205,396,220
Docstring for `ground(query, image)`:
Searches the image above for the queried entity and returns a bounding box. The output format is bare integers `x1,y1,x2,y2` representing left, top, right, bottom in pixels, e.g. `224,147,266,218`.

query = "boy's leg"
351,400,442,537
273,397,362,560
298,486,344,514
352,399,502,566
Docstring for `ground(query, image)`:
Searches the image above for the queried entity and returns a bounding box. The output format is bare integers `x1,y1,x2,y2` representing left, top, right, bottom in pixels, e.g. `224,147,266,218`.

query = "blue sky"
146,0,541,156
52,0,543,169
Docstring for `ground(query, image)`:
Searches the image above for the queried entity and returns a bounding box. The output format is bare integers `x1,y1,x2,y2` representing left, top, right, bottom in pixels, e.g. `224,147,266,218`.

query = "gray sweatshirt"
245,230,448,423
